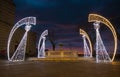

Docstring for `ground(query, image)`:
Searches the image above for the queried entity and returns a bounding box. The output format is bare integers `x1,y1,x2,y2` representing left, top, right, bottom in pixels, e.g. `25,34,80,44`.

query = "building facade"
0,0,36,57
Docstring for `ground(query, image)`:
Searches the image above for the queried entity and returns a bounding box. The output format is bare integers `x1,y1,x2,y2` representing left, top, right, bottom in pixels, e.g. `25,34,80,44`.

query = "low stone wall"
47,51,77,57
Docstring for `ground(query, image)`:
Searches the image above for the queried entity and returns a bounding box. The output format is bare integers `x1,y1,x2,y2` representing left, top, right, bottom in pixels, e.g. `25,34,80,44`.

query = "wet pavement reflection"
0,60,120,77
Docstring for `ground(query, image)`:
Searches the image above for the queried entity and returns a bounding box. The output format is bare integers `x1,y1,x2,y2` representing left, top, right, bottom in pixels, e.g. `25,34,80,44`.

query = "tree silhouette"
48,29,57,51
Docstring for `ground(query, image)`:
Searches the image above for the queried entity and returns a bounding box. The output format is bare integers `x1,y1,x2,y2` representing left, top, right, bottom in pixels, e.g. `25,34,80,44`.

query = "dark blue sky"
13,0,120,52
14,0,117,24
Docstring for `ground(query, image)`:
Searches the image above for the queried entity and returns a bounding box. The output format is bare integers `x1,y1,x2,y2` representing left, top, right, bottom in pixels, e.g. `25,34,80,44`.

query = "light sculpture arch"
7,17,36,61
37,30,48,58
80,29,92,57
88,14,117,61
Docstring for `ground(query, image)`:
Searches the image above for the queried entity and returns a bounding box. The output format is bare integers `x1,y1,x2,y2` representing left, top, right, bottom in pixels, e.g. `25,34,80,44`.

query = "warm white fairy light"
93,21,112,63
7,17,36,61
88,14,117,62
80,29,92,57
37,30,48,58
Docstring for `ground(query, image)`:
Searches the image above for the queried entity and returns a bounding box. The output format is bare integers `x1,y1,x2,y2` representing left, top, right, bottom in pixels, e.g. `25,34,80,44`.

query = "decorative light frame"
80,29,93,57
88,14,117,61
7,17,36,61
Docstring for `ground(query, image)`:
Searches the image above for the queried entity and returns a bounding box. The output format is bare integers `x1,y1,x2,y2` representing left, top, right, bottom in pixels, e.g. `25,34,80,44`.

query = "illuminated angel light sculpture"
80,29,92,58
37,30,48,58
7,17,36,61
93,21,111,62
88,14,117,62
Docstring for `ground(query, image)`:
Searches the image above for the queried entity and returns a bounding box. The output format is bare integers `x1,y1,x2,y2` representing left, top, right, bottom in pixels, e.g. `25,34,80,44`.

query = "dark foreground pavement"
0,60,120,77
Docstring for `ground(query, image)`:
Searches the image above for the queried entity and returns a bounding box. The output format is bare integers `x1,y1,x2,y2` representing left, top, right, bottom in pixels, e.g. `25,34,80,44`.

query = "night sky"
13,0,120,52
